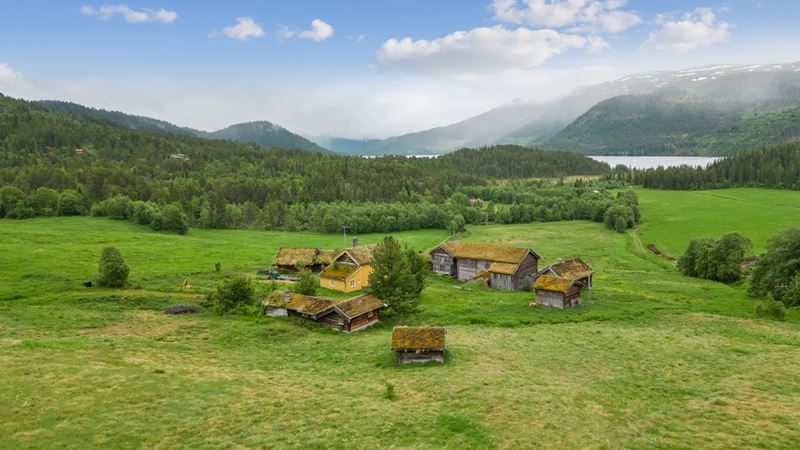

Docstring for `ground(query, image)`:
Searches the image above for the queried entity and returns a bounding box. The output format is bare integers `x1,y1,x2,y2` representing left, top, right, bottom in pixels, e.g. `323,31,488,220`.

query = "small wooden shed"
533,275,585,309
391,326,447,364
277,292,386,333
429,241,539,291
272,247,334,272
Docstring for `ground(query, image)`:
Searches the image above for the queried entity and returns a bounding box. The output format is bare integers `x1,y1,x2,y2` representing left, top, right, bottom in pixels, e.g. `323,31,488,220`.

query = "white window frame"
329,278,335,287
350,280,356,288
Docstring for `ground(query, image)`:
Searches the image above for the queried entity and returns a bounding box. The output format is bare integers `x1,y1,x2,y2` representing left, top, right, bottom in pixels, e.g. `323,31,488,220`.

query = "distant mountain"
37,101,329,154
543,69,800,155
317,61,800,156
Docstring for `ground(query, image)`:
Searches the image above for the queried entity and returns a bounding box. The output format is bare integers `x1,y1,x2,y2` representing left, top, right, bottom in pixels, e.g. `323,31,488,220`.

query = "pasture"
1,197,800,448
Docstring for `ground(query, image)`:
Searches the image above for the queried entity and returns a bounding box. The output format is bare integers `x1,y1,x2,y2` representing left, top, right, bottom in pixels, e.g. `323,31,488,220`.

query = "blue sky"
1,1,799,138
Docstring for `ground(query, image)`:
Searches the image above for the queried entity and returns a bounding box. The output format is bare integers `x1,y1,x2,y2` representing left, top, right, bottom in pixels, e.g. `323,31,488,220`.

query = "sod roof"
285,294,337,317
261,290,301,307
391,326,447,351
319,264,358,280
338,245,376,265
335,294,386,319
272,248,335,267
533,275,582,293
549,257,593,279
488,261,519,275
438,241,534,264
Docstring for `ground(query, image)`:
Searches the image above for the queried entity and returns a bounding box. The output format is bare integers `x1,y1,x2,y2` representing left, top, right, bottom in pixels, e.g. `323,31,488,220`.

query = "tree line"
607,143,800,190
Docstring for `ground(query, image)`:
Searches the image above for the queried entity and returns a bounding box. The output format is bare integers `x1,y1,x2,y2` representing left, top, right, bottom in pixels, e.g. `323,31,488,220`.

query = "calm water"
590,156,722,169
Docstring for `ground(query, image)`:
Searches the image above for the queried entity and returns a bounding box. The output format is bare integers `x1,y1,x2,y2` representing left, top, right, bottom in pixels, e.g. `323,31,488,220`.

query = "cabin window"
350,280,355,288
329,279,335,287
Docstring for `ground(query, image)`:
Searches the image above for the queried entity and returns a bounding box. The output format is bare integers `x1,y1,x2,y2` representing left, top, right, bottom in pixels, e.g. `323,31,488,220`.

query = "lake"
590,156,722,169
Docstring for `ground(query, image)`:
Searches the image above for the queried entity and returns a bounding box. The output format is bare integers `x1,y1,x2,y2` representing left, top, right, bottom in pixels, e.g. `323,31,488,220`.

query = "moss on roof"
337,245,375,266
285,294,337,316
261,290,300,307
272,247,334,267
488,261,518,275
438,241,531,264
549,257,593,279
391,326,447,351
533,275,581,293
335,294,386,319
320,264,358,280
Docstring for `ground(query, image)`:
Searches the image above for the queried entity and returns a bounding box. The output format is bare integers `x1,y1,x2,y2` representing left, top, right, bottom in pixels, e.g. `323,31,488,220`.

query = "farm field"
636,188,800,257
2,202,800,448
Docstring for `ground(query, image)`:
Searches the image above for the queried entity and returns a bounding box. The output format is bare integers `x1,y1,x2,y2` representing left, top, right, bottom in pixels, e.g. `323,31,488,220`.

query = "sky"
1,1,799,139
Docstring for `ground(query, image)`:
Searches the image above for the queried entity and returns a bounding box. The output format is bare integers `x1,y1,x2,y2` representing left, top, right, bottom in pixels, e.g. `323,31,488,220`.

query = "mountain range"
32,61,800,157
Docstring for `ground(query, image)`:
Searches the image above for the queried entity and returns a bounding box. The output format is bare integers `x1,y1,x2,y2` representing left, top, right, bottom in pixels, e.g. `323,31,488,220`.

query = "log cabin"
272,247,334,272
391,326,447,364
533,275,585,309
429,241,540,291
533,257,593,289
268,291,387,332
319,243,375,293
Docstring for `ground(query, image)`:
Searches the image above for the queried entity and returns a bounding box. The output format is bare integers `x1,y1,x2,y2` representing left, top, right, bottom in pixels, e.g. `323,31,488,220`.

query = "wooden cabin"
319,244,375,293
391,326,447,364
533,275,585,309
277,292,387,332
272,247,334,272
533,257,593,289
429,241,540,291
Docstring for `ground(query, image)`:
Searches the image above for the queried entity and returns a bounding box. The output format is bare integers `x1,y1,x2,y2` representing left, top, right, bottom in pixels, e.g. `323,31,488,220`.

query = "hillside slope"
37,100,329,153
544,71,800,155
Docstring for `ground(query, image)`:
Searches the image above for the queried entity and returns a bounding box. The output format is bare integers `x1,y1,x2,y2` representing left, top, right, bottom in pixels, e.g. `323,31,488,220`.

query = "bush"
294,269,319,295
104,195,132,220
750,228,800,306
384,382,397,401
132,201,158,225
679,233,751,283
604,204,634,233
0,186,26,218
213,276,256,313
29,187,59,216
161,204,189,235
97,246,130,288
754,299,786,321
58,190,85,216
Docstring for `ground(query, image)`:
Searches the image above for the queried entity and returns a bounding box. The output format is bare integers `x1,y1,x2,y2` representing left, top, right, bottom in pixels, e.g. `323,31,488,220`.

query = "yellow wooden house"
319,244,375,293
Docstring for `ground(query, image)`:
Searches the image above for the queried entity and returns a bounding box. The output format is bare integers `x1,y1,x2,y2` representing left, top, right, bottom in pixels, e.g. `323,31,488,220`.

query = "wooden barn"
319,243,375,293
533,257,593,289
272,247,334,272
533,275,585,309
276,292,387,332
429,241,540,291
391,326,447,364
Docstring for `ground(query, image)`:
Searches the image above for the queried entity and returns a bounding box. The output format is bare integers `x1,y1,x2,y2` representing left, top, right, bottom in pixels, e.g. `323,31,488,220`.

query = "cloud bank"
641,8,732,53
80,5,177,23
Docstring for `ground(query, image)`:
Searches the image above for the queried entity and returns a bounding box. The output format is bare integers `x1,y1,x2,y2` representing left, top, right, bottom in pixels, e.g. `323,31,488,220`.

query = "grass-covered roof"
320,264,358,280
272,248,335,267
335,294,386,319
533,275,581,294
391,326,447,351
338,245,376,266
438,241,534,264
488,261,518,275
549,257,593,279
285,294,337,317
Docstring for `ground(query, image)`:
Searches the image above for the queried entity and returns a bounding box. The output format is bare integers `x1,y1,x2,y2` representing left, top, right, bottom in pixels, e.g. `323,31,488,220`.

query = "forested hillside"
545,71,800,156
609,143,800,190
37,100,329,154
0,94,619,233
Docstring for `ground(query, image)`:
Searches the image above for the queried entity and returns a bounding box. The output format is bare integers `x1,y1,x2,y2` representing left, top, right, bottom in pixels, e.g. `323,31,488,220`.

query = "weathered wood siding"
456,258,478,281
396,350,445,364
490,273,515,290
431,248,455,276
511,252,539,290
317,311,346,329
348,311,379,332
265,306,288,317
536,287,581,309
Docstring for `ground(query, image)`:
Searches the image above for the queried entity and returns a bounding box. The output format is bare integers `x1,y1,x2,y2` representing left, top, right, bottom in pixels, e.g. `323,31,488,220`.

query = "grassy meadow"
2,188,800,448
636,188,800,256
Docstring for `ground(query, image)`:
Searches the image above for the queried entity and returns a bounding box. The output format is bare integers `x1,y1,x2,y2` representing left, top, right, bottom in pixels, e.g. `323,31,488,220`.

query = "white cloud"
0,63,31,93
491,0,641,34
378,25,588,76
281,19,334,42
80,4,177,24
586,35,609,53
641,8,732,53
218,17,265,40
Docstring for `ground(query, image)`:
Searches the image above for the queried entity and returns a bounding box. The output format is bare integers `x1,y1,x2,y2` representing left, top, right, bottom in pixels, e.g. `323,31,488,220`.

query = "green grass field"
636,188,800,257
2,189,800,448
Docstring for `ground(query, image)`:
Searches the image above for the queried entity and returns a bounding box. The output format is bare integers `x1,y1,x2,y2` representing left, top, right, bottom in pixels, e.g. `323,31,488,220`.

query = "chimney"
283,289,292,304
352,236,359,247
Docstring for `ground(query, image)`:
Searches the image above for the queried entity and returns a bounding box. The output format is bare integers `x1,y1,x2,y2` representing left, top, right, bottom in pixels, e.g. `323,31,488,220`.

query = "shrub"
161,204,189,235
604,204,634,233
58,190,85,216
29,187,59,216
132,201,158,225
750,228,800,306
679,233,751,283
384,382,397,401
294,269,319,295
0,186,26,218
104,195,132,220
213,276,256,313
754,299,786,321
97,246,130,288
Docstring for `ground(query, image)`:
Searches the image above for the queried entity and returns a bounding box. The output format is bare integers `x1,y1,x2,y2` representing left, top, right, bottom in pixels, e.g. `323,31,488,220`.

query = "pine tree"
368,237,418,314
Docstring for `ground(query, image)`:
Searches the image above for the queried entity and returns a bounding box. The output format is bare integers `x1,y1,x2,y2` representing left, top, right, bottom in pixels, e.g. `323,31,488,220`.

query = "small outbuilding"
391,326,447,364
429,241,540,291
533,257,593,289
533,275,585,309
265,290,387,332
